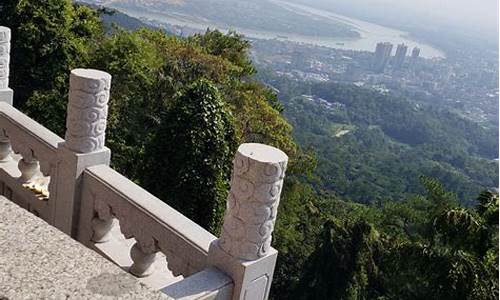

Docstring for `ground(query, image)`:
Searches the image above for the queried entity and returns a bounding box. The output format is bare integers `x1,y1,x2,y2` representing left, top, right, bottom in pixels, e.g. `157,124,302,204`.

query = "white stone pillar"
0,26,12,162
52,69,111,236
65,69,110,153
208,143,288,300
0,26,12,104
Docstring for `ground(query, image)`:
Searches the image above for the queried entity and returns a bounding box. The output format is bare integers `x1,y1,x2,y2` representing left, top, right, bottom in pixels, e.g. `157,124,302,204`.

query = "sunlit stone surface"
0,196,171,300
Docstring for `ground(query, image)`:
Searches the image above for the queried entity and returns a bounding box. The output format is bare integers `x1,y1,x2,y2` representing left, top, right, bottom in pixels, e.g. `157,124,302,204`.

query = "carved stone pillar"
0,26,12,104
209,143,288,300
219,143,287,260
0,27,12,160
0,26,10,91
52,69,111,236
65,69,111,153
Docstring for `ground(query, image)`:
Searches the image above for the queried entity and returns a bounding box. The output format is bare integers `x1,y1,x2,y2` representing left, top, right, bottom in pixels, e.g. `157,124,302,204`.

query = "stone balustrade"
78,164,217,278
0,102,63,220
0,25,288,300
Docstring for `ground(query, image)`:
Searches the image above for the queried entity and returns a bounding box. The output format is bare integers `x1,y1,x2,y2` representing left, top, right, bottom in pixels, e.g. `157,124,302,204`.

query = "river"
108,0,445,59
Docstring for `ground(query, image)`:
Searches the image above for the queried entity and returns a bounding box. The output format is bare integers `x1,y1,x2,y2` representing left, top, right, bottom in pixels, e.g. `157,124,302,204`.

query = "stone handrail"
0,102,63,220
0,26,65,221
0,102,63,172
78,164,217,278
1,24,289,300
161,267,233,299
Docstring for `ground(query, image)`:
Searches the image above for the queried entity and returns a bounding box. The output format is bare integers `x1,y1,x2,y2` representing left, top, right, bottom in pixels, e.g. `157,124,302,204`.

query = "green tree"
188,30,255,78
88,28,164,178
381,184,499,300
1,0,102,110
280,178,499,300
142,79,236,232
297,218,384,300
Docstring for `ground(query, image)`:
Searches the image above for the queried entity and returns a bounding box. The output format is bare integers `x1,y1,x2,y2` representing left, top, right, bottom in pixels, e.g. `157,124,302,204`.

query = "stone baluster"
0,130,11,162
0,140,11,161
91,199,114,243
13,146,39,183
0,27,12,162
208,143,288,300
52,69,112,236
91,217,114,242
129,241,157,277
18,156,39,183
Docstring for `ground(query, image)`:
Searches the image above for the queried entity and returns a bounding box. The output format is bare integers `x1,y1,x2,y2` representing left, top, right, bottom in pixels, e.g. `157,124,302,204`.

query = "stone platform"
0,196,171,300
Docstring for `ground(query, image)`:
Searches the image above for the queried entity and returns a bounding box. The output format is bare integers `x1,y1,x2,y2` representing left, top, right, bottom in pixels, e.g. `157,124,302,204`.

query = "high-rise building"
411,47,420,59
408,47,420,68
372,42,393,73
393,43,408,69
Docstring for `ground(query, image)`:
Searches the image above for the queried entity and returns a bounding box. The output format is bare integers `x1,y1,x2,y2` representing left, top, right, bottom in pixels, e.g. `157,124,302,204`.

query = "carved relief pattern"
93,198,167,278
65,70,111,153
157,239,190,277
9,137,32,161
0,27,10,90
219,149,288,261
5,128,55,183
38,160,52,177
94,197,113,221
89,185,197,278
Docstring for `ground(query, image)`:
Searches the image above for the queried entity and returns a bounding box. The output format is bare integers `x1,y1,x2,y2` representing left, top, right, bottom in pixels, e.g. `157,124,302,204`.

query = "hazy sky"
379,0,497,31
306,0,498,39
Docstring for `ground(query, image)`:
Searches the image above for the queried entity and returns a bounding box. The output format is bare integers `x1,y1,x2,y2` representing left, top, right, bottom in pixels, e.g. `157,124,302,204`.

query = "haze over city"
302,0,498,41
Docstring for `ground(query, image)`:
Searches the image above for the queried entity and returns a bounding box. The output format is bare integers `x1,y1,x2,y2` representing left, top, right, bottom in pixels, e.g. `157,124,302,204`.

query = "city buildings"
411,47,421,59
251,37,498,125
372,42,393,73
393,43,408,69
410,47,421,67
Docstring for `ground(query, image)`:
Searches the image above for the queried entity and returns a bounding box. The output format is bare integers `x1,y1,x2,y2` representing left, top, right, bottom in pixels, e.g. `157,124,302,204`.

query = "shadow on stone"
86,272,137,296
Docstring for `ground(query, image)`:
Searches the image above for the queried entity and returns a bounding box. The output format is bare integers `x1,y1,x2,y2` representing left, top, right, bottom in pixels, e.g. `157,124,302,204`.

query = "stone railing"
0,25,288,300
78,164,216,278
0,101,63,221
0,26,64,222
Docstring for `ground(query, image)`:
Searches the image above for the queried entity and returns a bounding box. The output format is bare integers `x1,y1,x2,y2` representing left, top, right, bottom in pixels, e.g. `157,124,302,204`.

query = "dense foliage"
1,0,102,109
143,79,237,231
272,178,499,300
2,1,498,299
260,73,498,206
2,0,297,231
